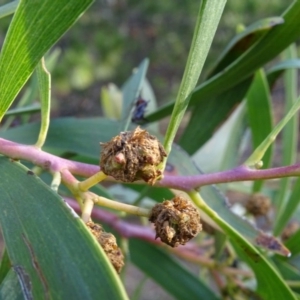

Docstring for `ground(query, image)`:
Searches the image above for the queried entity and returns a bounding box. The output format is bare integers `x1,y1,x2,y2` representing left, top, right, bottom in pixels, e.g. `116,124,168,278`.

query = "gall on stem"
100,127,167,185
149,196,202,247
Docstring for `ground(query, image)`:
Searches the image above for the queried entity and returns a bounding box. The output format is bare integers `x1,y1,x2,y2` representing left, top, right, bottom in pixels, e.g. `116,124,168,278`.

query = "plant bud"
86,221,124,274
100,127,167,184
149,196,202,247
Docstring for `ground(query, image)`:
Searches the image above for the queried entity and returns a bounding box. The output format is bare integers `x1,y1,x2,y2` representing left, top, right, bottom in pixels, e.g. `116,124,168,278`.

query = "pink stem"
1,137,300,190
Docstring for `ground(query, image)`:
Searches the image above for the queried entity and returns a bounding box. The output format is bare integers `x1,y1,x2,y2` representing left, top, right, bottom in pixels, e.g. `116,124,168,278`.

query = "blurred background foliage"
0,0,294,117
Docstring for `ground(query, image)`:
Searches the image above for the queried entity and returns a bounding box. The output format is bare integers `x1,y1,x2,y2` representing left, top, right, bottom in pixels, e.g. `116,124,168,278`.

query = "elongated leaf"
267,59,300,87
179,77,252,153
246,69,273,192
0,249,10,285
0,0,93,121
283,229,300,258
162,0,227,155
4,104,40,116
0,157,128,299
120,58,149,131
0,1,18,19
0,270,23,300
129,239,219,300
196,188,294,299
148,1,300,147
232,243,296,299
210,17,284,76
274,45,299,235
192,103,247,173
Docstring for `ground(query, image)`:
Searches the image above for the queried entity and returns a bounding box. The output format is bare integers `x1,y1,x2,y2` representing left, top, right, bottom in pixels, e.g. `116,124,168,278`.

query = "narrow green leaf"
267,59,300,87
0,157,128,299
245,95,300,166
4,104,40,116
0,1,18,19
210,17,284,77
35,57,51,148
192,103,247,173
284,229,300,258
0,270,23,300
274,44,299,235
246,69,273,191
179,78,252,154
2,72,39,131
191,191,295,300
163,0,227,156
100,83,122,120
0,249,10,285
148,1,300,147
120,58,149,131
129,239,219,300
0,0,93,121
233,243,296,299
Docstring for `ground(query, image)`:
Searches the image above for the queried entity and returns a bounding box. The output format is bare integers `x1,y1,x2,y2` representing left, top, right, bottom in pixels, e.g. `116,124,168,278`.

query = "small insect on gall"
131,96,149,123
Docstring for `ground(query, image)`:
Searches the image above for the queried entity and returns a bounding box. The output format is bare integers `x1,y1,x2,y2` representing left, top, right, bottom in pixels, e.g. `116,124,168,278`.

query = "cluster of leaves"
0,0,300,299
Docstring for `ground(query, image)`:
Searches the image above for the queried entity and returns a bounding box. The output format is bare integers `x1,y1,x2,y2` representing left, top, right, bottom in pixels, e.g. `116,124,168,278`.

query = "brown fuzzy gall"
245,193,271,216
149,196,202,247
86,221,124,274
100,127,167,184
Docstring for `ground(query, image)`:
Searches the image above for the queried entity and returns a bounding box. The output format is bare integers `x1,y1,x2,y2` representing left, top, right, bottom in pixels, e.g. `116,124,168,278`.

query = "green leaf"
100,83,122,120
179,78,252,154
245,94,300,167
283,229,300,258
148,1,300,146
129,239,219,300
274,45,299,235
233,242,296,299
0,1,18,19
192,103,247,173
162,0,227,155
4,104,40,116
0,249,10,285
267,59,300,87
0,0,93,121
120,58,149,131
191,190,295,300
246,69,273,192
0,156,128,299
0,270,23,300
210,16,284,77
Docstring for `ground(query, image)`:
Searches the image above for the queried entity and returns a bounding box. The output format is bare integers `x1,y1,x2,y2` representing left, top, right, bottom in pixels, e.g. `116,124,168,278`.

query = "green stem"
78,171,107,192
162,0,226,168
51,171,61,192
94,195,150,217
35,57,51,148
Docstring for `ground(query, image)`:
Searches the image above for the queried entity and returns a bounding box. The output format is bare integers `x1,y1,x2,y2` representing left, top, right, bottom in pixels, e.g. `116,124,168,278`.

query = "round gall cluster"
149,196,202,247
100,127,167,185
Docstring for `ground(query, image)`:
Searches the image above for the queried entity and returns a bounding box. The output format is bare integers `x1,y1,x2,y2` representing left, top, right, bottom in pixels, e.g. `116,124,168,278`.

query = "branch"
159,164,300,190
1,137,300,191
